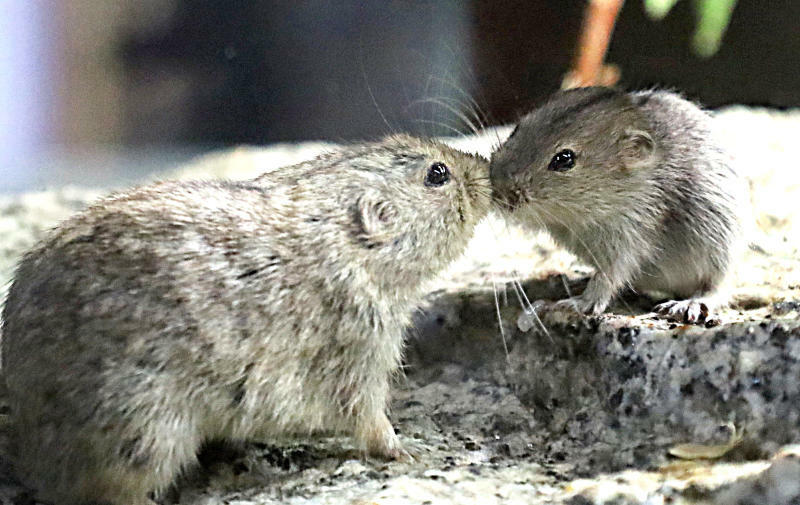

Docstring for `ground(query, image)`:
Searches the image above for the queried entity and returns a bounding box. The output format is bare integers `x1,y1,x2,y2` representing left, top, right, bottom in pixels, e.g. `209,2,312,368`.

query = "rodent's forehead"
524,103,614,136
519,88,632,137
512,105,637,161
377,140,486,176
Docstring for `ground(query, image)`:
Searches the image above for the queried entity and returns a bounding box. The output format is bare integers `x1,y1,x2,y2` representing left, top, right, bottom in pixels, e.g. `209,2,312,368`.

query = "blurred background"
2,0,798,193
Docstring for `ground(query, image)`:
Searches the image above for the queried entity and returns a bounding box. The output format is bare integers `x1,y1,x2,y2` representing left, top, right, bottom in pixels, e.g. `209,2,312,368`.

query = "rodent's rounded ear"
619,129,656,170
352,191,398,247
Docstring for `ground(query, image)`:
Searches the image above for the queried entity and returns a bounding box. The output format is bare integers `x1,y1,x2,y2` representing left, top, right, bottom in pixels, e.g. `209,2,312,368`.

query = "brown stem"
563,0,625,89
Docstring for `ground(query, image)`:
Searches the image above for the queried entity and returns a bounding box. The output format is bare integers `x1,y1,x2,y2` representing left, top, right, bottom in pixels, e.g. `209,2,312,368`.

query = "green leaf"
644,0,682,20
693,0,738,57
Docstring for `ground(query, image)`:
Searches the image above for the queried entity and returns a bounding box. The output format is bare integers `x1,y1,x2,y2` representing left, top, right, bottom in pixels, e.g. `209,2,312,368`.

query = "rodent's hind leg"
10,404,202,505
354,411,411,462
27,458,164,505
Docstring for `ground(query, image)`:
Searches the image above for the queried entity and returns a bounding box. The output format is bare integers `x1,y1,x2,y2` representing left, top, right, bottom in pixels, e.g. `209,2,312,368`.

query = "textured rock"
0,108,799,504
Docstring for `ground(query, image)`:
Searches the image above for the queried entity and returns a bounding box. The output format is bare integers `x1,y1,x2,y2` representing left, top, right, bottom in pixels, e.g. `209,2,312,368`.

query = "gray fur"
1,134,490,505
490,87,744,319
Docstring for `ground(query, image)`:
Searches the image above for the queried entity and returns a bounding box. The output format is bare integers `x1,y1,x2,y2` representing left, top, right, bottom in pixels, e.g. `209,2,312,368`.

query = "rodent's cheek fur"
460,172,492,228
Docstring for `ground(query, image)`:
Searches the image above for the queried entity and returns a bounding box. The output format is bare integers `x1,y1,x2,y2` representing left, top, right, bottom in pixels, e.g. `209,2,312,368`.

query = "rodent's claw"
389,444,417,463
654,299,709,324
364,441,416,463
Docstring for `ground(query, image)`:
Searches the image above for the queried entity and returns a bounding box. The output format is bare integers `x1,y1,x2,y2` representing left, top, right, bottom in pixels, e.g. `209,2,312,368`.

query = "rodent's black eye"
424,162,450,187
548,149,576,172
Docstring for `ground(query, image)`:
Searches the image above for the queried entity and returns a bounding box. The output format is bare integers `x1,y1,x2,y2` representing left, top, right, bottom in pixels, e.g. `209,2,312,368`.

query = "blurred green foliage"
643,0,738,57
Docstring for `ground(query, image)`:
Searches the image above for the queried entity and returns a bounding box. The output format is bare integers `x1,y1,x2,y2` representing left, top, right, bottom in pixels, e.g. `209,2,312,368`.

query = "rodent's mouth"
492,187,524,213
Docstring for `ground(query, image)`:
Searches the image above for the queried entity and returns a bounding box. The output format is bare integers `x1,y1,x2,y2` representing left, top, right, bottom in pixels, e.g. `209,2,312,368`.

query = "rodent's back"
0,178,369,502
2,175,394,389
3,134,491,382
2,181,310,415
629,91,744,294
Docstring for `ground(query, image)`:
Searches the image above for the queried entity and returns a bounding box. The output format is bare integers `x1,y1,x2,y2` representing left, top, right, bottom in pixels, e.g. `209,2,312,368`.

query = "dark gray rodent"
1,134,490,505
491,87,744,321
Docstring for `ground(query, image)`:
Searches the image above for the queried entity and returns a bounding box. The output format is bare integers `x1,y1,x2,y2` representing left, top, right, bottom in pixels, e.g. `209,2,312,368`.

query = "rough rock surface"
1,108,799,504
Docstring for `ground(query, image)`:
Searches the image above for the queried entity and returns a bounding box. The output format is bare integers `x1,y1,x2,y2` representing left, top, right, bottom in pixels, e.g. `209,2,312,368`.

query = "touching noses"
489,150,516,187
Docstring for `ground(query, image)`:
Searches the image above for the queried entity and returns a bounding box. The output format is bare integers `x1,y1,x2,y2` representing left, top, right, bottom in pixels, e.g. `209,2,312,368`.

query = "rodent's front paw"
383,445,415,463
553,295,608,316
516,301,548,332
654,299,709,324
394,437,431,462
365,433,414,462
358,412,414,462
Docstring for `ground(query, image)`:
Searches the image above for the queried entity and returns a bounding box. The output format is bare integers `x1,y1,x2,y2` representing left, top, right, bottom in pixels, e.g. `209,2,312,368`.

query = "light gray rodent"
1,134,490,505
491,87,744,322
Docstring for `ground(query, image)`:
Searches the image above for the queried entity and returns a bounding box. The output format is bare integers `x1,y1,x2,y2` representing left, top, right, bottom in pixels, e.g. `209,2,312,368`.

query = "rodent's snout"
488,155,522,212
488,146,519,186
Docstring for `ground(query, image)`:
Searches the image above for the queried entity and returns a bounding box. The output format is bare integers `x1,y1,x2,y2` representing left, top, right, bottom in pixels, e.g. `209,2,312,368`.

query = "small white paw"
553,295,607,316
383,445,415,463
517,301,547,332
654,299,709,324
359,412,417,462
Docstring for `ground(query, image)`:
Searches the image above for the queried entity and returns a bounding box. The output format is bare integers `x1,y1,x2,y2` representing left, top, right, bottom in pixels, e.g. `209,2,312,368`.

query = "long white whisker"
421,72,437,138
510,276,526,309
438,42,506,150
492,277,511,365
437,41,498,128
481,212,515,314
358,41,395,136
409,94,483,133
411,97,480,137
513,275,552,343
561,273,573,298
425,77,489,133
410,119,466,138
